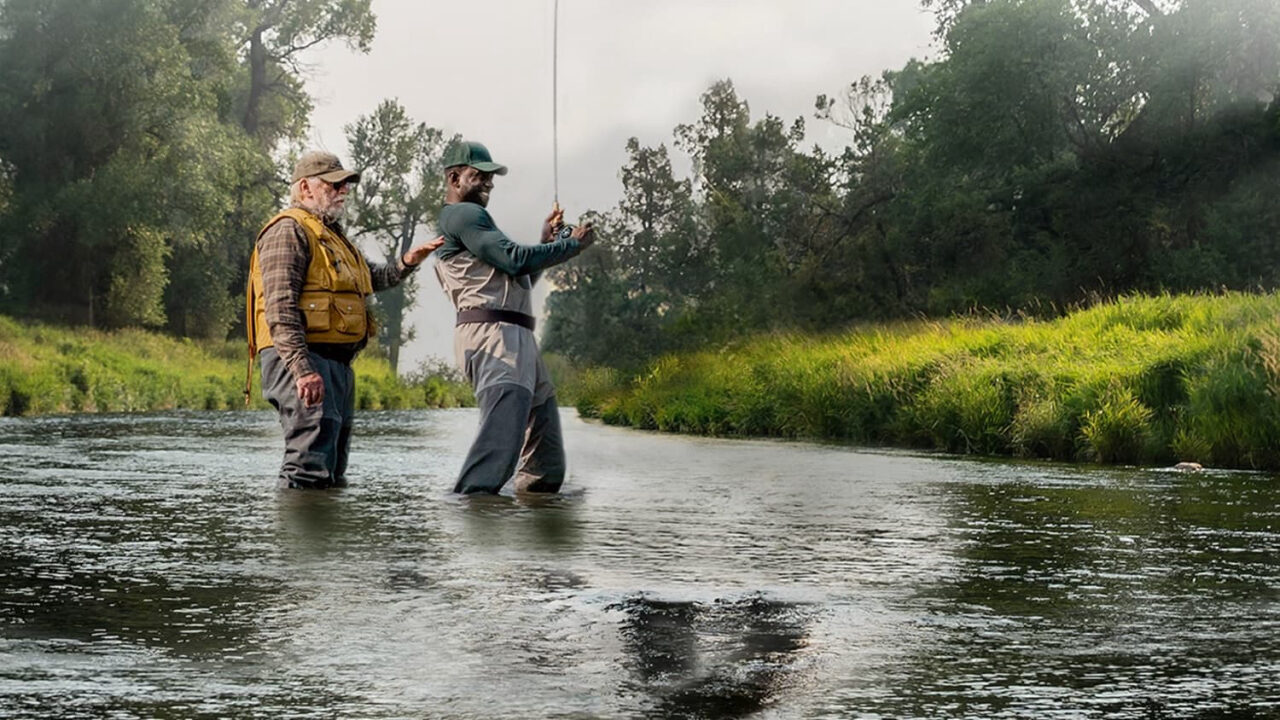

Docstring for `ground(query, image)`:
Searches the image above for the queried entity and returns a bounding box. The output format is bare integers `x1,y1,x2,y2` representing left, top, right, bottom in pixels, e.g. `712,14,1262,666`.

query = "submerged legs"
455,383,565,495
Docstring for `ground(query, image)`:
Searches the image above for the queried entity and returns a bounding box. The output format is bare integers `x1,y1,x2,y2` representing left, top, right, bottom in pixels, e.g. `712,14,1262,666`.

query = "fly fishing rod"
550,0,588,242
552,0,560,213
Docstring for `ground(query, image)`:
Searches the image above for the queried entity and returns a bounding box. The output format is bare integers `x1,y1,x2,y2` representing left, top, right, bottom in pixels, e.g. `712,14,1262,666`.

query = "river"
0,410,1277,719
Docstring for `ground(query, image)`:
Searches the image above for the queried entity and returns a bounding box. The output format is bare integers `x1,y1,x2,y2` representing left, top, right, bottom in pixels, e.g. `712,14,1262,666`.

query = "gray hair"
288,178,309,207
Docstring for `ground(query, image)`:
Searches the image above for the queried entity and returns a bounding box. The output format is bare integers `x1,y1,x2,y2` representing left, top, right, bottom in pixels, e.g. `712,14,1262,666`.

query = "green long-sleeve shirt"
436,202,582,276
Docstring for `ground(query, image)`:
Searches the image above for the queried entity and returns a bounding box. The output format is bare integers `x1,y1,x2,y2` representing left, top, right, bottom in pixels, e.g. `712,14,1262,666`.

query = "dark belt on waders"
456,308,536,331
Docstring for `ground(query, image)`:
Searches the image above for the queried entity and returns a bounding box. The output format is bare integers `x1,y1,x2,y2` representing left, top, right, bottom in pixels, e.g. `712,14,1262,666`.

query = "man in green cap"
434,140,595,495
247,150,443,489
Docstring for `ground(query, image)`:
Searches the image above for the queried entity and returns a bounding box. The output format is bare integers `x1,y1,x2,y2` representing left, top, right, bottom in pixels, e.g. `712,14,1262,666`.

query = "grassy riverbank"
0,316,473,416
563,293,1280,470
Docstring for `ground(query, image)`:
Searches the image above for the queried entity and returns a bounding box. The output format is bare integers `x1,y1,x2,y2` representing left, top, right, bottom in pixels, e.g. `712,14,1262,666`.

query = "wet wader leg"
260,348,344,490
513,396,566,493
454,383,534,495
332,361,356,487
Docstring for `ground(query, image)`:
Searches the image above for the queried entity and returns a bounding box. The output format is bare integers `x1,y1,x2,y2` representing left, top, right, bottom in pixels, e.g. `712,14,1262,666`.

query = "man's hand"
541,206,565,243
296,372,324,407
403,235,446,266
571,221,595,248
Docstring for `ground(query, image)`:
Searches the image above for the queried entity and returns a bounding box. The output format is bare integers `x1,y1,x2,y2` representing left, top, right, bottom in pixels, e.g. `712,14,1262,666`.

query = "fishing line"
550,0,575,241
552,0,560,211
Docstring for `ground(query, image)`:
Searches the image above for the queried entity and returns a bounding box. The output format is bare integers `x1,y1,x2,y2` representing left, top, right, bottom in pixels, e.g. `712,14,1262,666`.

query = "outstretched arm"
447,204,585,276
367,235,445,292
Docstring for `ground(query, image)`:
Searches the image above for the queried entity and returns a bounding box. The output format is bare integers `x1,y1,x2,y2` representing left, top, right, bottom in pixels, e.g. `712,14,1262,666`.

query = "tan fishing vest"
245,207,374,356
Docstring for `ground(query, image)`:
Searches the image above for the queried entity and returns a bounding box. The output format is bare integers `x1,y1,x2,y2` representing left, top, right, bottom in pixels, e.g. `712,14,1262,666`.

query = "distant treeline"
0,316,472,416
564,292,1280,470
543,0,1280,369
2,0,1277,382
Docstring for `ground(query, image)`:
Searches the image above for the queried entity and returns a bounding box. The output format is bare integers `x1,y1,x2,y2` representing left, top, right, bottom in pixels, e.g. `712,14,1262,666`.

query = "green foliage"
904,362,1020,455
1080,386,1155,464
345,99,456,373
560,292,1280,470
105,227,171,328
235,0,375,147
544,1,1280,371
1012,397,1077,460
1178,343,1280,468
0,315,471,416
0,0,375,337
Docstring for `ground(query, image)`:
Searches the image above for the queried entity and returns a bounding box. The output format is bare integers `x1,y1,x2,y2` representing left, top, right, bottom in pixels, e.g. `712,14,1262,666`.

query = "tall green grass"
0,316,473,416
563,293,1280,469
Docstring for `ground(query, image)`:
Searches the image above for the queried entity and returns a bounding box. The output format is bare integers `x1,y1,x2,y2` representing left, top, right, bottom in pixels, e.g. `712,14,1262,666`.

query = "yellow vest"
245,207,374,357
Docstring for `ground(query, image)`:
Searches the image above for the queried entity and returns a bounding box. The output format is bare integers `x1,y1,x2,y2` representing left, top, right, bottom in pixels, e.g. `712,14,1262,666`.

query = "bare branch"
1131,0,1161,17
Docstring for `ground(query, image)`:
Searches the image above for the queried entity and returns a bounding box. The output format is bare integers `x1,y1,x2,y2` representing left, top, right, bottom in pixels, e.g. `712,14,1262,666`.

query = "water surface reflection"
0,412,1277,718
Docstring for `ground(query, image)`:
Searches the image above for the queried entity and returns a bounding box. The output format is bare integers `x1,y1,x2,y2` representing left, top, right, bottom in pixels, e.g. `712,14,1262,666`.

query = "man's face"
457,166,495,207
305,177,353,221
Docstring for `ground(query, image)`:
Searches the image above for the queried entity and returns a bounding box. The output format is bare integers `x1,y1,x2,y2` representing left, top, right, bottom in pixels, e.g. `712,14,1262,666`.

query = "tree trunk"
385,220,417,374
243,28,266,142
1131,0,1161,17
384,285,404,373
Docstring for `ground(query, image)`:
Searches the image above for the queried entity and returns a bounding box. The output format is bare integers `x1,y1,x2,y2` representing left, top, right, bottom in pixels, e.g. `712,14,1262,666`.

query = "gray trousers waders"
259,347,355,490
455,383,566,495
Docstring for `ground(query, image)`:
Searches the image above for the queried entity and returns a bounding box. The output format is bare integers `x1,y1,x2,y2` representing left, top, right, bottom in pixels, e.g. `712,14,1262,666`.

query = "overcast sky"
304,0,937,368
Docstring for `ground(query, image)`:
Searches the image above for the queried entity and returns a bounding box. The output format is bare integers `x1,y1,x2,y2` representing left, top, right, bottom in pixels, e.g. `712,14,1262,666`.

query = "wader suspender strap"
456,308,537,331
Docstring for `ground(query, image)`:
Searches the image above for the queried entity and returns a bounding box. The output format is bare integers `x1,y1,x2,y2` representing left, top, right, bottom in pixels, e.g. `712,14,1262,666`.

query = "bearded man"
247,151,442,489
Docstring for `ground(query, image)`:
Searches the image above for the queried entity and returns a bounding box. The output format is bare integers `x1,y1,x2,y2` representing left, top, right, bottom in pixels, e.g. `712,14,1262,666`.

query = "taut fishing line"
553,0,560,210
551,0,577,241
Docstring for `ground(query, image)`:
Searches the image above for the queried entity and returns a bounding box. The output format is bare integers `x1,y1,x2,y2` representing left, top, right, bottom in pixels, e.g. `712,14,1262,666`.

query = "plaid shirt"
257,208,416,379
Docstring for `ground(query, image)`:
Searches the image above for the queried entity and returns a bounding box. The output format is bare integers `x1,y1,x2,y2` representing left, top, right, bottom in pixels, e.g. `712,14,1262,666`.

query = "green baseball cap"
443,141,508,175
292,150,360,184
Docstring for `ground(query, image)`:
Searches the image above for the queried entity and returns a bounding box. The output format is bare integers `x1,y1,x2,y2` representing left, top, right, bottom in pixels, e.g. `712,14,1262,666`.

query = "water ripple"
0,411,1277,718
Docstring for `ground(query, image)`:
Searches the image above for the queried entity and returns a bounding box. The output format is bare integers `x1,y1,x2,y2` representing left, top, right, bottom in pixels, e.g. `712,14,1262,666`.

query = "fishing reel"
550,201,576,242
549,203,593,243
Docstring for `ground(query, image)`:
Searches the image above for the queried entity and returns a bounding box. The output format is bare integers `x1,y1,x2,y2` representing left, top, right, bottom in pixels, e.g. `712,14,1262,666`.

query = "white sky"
304,0,937,369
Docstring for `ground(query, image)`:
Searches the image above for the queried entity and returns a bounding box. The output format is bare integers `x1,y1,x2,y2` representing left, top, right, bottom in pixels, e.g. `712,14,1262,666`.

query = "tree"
543,142,703,366
212,0,378,339
546,80,844,362
545,0,1280,369
0,0,377,337
344,99,454,372
675,80,838,331
0,0,266,329
613,139,703,300
234,0,375,148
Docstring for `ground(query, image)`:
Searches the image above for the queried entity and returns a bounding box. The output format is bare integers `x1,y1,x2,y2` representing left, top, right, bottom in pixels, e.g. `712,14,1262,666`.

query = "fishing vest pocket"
296,291,367,340
332,294,367,336
300,294,332,332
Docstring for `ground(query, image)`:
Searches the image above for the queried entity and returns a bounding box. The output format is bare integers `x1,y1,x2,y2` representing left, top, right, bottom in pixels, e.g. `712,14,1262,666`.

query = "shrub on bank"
0,317,473,416
561,292,1280,470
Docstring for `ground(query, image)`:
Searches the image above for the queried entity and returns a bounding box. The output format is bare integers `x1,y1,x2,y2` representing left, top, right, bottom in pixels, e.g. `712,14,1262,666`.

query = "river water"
0,410,1277,719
